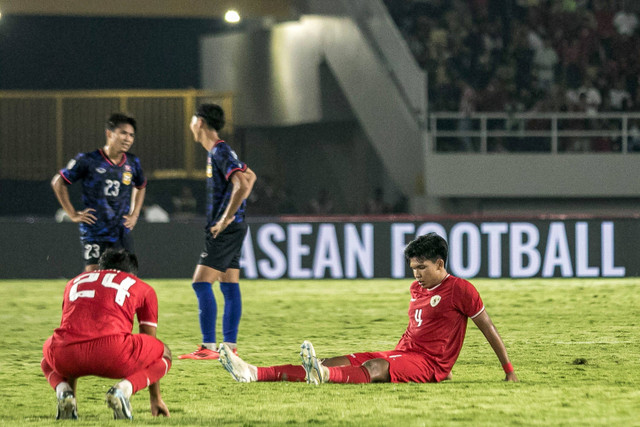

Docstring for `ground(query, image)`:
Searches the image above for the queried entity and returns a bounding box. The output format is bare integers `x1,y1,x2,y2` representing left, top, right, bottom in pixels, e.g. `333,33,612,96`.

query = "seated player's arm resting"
472,310,511,366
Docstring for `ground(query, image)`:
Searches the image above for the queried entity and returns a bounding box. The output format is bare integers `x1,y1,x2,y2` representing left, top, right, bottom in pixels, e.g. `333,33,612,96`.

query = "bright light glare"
224,10,240,24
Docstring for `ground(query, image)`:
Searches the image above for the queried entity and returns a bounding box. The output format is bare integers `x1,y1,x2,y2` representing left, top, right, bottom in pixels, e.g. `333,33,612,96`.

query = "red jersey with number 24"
54,270,159,344
395,275,484,379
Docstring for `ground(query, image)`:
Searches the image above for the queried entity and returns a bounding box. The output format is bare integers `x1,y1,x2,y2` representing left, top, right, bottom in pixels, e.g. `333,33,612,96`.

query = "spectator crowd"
385,0,640,115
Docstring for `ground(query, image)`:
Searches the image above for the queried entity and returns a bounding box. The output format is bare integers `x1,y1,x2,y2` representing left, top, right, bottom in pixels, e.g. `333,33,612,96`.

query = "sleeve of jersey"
214,145,246,180
132,156,147,189
59,153,88,184
457,280,485,319
136,285,159,328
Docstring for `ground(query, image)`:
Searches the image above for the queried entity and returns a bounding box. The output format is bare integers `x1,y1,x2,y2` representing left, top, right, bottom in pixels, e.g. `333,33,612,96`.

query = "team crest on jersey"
124,165,132,172
66,159,77,170
96,167,107,174
122,172,132,185
206,164,213,178
430,295,441,307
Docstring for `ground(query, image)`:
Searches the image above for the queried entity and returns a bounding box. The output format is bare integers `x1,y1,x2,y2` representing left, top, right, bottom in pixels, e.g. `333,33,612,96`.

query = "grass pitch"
0,277,638,426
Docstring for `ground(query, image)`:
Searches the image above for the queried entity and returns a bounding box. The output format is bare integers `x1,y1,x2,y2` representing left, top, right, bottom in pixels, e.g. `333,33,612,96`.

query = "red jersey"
53,270,158,344
395,275,484,379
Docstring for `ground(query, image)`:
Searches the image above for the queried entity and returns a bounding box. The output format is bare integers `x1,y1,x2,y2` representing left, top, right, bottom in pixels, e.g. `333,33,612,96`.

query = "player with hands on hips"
51,113,146,271
179,103,257,361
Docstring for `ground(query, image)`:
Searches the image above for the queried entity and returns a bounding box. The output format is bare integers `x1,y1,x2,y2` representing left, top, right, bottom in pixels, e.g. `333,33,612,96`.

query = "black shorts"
81,229,134,266
198,222,248,272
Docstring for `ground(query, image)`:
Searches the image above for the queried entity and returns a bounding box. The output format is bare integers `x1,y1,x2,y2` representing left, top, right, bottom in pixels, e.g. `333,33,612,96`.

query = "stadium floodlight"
224,9,240,24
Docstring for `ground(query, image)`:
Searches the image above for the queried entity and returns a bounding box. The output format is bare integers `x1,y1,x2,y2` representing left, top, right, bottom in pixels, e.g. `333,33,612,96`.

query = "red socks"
328,366,371,383
257,365,306,382
256,364,372,383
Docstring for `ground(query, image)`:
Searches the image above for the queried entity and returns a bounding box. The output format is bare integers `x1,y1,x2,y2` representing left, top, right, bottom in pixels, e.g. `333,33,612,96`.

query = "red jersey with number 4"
395,275,484,379
53,270,158,343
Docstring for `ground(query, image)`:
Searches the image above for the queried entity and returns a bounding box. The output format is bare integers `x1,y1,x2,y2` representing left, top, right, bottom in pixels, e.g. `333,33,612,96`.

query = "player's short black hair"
195,103,225,131
106,113,137,132
404,233,448,266
98,249,139,275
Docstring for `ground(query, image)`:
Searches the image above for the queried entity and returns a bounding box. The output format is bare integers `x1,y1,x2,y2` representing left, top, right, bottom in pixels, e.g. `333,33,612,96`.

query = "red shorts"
345,350,439,383
43,334,165,379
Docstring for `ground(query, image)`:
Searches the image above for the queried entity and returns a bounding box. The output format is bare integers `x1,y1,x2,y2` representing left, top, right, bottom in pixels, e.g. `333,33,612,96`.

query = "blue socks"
192,282,217,344
220,282,242,343
192,281,242,344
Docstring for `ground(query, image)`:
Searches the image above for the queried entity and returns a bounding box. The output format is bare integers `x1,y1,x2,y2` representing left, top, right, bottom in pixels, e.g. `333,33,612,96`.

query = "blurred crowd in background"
385,0,640,114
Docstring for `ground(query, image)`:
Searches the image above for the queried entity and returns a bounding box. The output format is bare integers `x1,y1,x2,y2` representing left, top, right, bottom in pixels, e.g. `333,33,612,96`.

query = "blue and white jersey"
205,140,247,229
59,149,146,243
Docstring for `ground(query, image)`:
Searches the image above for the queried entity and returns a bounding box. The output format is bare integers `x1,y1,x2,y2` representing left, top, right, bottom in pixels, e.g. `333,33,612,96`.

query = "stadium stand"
384,0,640,115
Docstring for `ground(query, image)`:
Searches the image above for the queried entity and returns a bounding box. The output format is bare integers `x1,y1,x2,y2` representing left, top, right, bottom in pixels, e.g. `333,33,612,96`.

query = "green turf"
0,277,638,426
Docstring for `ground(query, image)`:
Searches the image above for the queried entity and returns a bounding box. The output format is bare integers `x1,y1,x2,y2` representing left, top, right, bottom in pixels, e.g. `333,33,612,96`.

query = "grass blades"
1,278,638,425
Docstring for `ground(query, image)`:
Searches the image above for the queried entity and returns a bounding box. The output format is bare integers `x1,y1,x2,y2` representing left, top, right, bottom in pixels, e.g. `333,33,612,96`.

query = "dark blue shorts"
81,228,133,265
197,222,248,272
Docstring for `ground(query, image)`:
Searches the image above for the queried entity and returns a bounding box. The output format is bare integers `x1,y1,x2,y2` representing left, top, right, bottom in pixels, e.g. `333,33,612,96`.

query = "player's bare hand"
150,397,170,417
505,371,519,382
123,214,139,230
209,215,235,238
71,208,97,225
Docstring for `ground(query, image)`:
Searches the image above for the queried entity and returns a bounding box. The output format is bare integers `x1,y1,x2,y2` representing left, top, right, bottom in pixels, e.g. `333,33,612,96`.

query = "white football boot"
219,343,257,382
105,386,133,420
300,340,329,385
56,390,78,420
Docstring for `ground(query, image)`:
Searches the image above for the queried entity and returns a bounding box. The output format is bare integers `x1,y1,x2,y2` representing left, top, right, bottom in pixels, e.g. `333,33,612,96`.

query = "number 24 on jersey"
69,272,136,307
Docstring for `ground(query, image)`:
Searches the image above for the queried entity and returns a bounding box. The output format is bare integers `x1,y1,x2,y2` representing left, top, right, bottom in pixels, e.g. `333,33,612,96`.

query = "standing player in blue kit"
179,103,257,360
51,113,147,271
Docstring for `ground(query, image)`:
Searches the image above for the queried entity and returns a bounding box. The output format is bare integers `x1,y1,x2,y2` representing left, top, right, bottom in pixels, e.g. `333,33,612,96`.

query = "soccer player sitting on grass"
219,233,518,385
40,249,171,420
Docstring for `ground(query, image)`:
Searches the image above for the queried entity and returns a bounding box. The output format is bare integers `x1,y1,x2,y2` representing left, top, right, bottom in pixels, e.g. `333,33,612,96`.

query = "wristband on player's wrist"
502,362,514,374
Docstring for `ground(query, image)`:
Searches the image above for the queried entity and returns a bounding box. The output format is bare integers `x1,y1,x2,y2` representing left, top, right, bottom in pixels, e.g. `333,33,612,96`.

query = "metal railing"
0,89,233,180
428,112,640,154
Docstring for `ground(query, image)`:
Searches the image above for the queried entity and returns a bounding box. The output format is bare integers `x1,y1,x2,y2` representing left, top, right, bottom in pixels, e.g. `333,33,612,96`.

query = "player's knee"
163,344,172,362
322,356,351,367
362,359,391,382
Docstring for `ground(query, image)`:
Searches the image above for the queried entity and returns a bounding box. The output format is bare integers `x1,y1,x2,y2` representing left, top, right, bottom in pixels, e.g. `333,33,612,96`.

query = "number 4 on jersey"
69,272,136,306
414,308,423,327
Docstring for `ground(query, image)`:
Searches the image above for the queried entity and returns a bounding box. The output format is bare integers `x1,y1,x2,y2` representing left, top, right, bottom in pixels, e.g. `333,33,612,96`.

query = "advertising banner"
240,219,635,279
1,218,636,279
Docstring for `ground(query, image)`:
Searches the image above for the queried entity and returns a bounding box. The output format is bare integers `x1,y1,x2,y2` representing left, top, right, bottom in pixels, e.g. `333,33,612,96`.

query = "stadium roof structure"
0,0,298,20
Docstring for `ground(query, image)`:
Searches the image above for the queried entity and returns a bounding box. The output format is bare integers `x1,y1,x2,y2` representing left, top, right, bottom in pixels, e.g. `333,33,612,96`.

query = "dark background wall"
0,15,227,90
1,221,203,279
